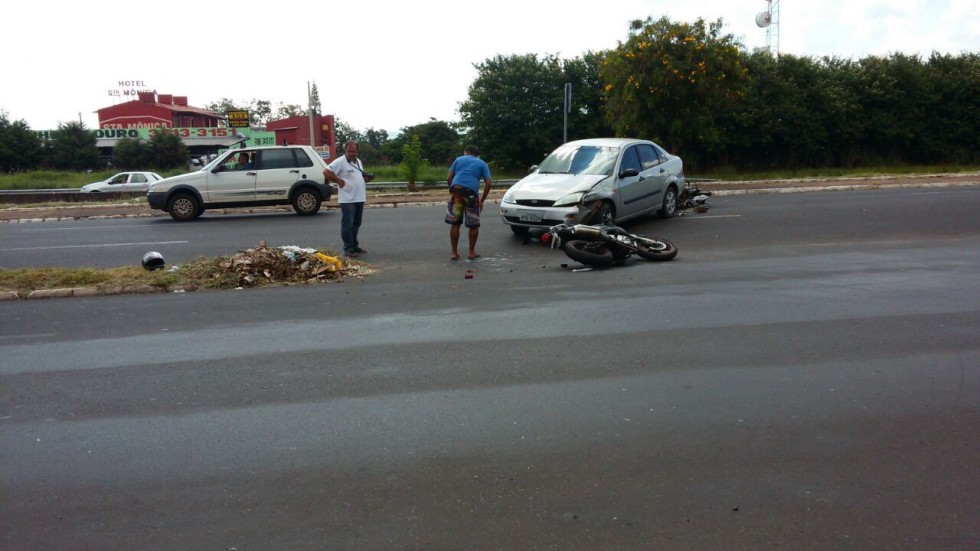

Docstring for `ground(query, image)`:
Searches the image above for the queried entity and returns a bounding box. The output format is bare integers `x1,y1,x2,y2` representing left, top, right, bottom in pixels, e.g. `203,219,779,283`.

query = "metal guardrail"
1,178,717,205
0,190,143,205
0,180,522,205
367,179,519,191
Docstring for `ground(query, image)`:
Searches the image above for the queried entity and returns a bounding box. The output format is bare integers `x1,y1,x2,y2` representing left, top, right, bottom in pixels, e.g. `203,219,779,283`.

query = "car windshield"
536,145,619,176
201,152,234,171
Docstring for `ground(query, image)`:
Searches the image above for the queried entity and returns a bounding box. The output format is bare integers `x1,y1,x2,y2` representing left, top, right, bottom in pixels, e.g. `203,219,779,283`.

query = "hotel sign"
108,79,153,98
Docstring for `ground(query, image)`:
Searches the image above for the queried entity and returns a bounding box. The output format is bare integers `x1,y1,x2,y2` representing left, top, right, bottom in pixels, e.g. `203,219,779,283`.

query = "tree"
355,142,382,165
276,103,305,119
816,56,865,168
203,98,272,125
459,54,568,170
925,52,980,164
48,121,102,171
600,16,750,168
252,100,273,124
853,53,939,164
358,128,390,165
363,127,389,149
329,119,386,164
0,111,43,172
333,118,365,157
112,136,147,170
560,51,615,141
727,53,860,171
387,119,461,167
204,98,246,124
399,134,427,191
459,52,615,171
309,83,322,116
147,131,188,170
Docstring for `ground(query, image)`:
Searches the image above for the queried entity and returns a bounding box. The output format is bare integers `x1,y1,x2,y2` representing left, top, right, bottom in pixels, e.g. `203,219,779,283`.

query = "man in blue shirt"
445,145,493,260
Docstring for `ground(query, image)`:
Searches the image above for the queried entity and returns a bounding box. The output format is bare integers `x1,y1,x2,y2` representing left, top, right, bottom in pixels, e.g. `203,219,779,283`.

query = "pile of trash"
678,184,711,213
216,241,369,287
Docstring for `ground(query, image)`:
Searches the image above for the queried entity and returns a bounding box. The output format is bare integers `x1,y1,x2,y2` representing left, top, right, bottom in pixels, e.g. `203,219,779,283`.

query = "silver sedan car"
81,171,164,193
500,138,685,235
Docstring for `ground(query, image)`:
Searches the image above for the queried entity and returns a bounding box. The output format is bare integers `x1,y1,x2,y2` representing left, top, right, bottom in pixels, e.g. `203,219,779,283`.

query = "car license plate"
518,210,543,222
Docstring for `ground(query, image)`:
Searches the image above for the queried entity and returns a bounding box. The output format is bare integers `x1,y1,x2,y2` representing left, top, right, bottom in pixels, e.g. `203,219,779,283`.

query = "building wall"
94,94,335,161
97,92,222,130
267,115,337,161
99,102,174,129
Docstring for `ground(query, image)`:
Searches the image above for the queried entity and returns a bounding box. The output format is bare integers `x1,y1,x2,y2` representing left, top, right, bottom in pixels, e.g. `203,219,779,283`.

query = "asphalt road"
2,188,979,549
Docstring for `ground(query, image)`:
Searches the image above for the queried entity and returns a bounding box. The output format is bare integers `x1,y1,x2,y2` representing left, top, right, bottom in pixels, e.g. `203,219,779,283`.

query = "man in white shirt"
323,141,369,257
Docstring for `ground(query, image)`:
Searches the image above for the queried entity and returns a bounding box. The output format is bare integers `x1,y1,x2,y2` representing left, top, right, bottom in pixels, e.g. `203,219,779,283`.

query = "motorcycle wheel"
634,237,678,261
564,240,615,267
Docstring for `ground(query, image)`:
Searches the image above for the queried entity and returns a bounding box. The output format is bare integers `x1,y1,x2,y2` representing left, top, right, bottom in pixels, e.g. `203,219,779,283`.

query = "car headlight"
147,184,156,193
553,191,585,207
501,189,517,204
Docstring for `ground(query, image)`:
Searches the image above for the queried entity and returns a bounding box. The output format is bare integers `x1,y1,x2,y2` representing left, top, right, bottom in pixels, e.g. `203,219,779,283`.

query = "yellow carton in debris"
315,252,343,272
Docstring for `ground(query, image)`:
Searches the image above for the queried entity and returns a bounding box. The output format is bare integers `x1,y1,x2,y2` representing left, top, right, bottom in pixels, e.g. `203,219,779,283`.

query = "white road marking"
24,224,163,231
0,241,188,252
0,333,57,341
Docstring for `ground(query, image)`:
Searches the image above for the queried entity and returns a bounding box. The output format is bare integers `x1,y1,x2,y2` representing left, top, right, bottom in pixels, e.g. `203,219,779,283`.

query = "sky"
3,0,977,135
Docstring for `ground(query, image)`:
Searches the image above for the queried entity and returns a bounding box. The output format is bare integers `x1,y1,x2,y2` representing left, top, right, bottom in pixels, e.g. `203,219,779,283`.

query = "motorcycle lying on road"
543,222,678,267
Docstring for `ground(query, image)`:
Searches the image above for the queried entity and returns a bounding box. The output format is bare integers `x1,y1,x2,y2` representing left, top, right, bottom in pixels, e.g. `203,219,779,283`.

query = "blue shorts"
445,186,480,228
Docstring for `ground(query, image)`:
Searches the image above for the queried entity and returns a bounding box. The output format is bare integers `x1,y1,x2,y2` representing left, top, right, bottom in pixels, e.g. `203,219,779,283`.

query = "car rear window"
636,144,663,169
258,148,314,170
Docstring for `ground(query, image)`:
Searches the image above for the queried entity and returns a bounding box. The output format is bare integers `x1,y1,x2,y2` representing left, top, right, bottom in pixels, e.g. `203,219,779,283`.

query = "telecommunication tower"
755,0,780,55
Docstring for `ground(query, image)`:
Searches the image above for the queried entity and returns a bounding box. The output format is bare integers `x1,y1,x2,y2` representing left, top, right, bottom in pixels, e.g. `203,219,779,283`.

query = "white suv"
147,145,334,221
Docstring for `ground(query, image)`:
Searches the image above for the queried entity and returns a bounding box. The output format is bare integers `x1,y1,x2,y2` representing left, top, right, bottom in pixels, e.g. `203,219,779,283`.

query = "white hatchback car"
81,171,163,193
500,138,685,235
147,146,334,221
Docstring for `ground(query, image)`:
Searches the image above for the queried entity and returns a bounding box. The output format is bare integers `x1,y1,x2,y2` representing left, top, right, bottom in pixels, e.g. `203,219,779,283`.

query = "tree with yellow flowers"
600,16,750,168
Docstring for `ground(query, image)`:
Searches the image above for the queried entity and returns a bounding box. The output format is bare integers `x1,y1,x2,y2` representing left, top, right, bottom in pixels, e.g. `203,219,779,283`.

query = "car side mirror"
619,168,639,178
528,165,539,174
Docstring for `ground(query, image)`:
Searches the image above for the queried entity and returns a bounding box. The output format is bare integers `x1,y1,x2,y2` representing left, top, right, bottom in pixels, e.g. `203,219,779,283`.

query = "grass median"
0,242,373,299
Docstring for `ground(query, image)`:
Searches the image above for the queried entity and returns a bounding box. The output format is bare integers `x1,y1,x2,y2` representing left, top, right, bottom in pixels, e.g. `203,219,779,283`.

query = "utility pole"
563,83,572,143
307,81,316,147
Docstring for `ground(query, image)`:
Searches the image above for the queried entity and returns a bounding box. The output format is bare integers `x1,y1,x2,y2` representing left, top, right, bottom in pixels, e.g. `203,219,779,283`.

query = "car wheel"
510,226,530,236
292,188,322,215
658,186,678,218
564,240,615,267
593,201,615,225
167,192,201,222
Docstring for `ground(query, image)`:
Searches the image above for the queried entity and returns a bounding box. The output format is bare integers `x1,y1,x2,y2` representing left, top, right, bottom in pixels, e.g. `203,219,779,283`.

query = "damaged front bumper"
499,199,602,230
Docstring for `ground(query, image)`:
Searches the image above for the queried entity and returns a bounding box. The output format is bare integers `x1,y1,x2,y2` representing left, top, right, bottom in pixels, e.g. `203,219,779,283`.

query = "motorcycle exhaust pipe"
571,225,605,239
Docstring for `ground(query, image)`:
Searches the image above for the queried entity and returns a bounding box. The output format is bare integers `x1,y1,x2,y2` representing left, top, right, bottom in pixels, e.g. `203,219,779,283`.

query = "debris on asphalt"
198,241,370,287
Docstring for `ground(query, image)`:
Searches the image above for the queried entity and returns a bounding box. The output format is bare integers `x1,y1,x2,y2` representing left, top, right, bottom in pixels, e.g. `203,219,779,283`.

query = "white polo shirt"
327,156,367,203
